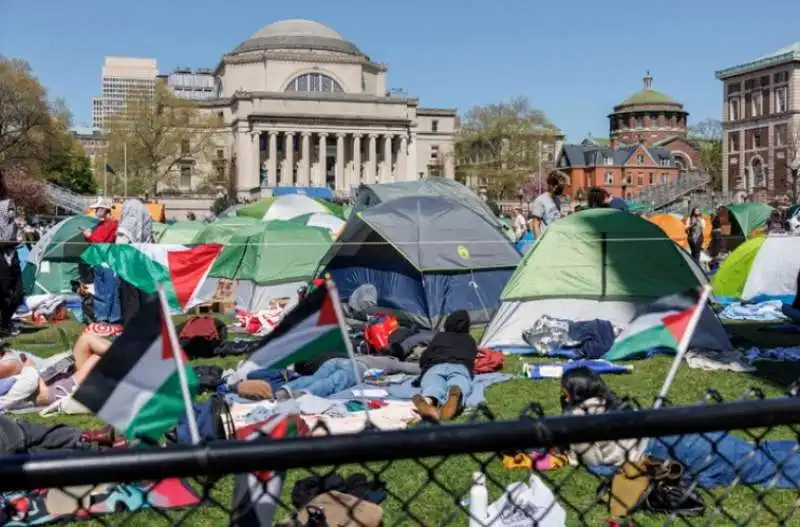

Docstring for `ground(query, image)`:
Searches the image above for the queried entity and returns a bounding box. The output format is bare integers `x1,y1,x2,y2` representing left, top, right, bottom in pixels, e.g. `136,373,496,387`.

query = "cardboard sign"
213,279,237,303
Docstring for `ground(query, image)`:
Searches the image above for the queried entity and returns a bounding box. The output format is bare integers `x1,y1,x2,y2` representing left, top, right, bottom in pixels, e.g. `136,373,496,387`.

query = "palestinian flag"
82,243,221,311
73,299,198,441
230,413,308,526
237,280,347,378
604,290,704,361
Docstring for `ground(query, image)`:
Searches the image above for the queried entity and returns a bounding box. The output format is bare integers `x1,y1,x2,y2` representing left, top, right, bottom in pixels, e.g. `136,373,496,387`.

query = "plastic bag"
521,315,580,355
484,475,566,526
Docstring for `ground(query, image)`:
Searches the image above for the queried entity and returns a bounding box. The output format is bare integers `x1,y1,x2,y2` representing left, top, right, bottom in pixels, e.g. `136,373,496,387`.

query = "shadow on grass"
726,322,800,391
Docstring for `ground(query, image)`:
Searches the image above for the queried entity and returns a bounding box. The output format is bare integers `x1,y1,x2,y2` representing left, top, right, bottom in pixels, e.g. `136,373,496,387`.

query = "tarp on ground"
237,195,343,220
197,222,332,311
712,235,800,304
319,195,520,328
726,203,773,237
156,221,205,245
481,208,730,352
353,177,514,241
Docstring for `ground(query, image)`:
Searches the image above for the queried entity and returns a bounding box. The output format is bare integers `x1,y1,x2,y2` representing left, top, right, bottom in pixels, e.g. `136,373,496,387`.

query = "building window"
214,163,225,182
635,116,643,128
603,156,613,166
728,132,740,152
774,71,789,84
180,139,190,155
180,165,191,189
216,149,224,159
649,172,655,185
661,174,668,184
729,97,740,120
752,91,763,117
727,82,741,95
284,73,344,93
636,154,644,165
637,173,644,185
775,87,788,113
431,120,439,133
775,124,787,147
605,171,614,185
430,145,439,161
753,130,764,149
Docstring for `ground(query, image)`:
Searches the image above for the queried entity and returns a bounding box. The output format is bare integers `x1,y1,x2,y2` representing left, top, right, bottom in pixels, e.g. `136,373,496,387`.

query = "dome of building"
231,19,364,57
613,71,684,112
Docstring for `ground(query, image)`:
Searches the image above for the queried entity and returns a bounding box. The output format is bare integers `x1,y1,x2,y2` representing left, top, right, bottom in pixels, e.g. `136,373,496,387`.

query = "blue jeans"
420,363,472,404
645,432,800,488
283,358,363,398
93,267,121,323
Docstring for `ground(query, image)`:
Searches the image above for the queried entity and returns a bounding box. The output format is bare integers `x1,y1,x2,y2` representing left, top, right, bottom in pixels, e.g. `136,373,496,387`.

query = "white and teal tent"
712,235,800,304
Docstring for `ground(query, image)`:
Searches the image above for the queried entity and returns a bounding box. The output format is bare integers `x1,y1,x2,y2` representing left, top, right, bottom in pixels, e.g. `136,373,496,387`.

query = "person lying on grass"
0,414,128,454
0,333,111,410
559,366,800,488
411,310,478,423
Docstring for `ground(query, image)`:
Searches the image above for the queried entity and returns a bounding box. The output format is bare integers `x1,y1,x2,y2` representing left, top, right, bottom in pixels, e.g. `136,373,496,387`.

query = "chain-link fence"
2,389,800,526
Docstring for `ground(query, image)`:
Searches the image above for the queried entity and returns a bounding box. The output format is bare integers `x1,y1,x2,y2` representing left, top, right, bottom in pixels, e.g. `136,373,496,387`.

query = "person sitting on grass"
411,310,478,422
560,366,800,489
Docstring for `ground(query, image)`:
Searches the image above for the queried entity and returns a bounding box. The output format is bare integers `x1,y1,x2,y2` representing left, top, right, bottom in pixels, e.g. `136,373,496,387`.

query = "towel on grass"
329,372,512,408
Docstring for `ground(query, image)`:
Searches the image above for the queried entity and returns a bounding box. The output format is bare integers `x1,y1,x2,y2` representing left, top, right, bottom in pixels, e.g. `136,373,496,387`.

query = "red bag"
364,314,400,352
473,348,504,374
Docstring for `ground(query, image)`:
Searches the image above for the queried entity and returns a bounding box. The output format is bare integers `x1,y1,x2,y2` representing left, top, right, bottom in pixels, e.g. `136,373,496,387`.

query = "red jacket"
86,218,118,243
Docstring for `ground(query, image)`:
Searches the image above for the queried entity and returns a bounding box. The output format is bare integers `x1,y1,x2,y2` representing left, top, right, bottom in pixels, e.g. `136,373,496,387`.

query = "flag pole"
103,153,108,197
156,284,200,444
635,284,712,460
325,276,374,425
123,142,128,198
652,284,713,410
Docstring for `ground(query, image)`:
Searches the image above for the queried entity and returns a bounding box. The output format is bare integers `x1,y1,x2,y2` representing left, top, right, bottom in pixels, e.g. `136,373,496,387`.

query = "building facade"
159,67,216,101
715,43,800,202
92,57,158,130
609,72,701,171
69,126,107,178
556,139,678,199
192,19,456,198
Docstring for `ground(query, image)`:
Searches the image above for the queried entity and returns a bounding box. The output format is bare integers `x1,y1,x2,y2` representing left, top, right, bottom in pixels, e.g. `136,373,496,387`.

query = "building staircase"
627,171,712,212
45,183,90,215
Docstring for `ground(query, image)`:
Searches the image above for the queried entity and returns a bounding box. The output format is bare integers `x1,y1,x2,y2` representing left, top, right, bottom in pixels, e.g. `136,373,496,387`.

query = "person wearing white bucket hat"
83,197,121,324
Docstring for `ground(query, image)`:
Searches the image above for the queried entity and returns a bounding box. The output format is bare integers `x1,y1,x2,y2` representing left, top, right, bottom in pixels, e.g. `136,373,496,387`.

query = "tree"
456,97,557,201
689,118,723,191
42,145,98,195
104,83,223,196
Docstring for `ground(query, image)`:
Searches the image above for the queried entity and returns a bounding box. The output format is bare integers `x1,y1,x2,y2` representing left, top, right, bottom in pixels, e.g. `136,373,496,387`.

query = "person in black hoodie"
412,310,477,422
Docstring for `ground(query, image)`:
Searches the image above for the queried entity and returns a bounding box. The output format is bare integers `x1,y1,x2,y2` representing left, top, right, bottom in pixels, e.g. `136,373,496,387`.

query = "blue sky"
2,0,798,140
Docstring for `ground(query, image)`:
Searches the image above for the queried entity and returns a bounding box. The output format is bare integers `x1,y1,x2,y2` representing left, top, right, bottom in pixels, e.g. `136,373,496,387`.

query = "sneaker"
439,386,463,422
412,394,440,423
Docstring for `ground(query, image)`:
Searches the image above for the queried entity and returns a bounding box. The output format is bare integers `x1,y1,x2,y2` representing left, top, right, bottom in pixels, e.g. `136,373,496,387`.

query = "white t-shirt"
513,214,527,238
531,193,562,232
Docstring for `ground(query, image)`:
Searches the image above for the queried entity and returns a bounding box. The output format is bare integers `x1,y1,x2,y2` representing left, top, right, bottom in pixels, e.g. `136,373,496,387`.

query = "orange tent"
87,203,166,223
647,213,711,249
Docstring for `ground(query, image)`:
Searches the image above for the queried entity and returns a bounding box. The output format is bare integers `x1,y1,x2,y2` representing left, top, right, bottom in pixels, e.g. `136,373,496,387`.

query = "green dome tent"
287,213,345,237
156,221,205,245
236,195,343,220
22,215,100,295
480,209,730,355
191,216,263,245
726,203,773,237
195,222,333,311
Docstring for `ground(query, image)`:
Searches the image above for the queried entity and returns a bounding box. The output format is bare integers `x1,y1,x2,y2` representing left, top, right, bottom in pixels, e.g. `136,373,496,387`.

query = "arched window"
285,73,344,93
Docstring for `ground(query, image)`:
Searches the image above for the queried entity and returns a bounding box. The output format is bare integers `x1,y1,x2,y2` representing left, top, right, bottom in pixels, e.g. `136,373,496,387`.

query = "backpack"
171,393,234,445
364,314,400,353
177,316,227,358
473,348,504,374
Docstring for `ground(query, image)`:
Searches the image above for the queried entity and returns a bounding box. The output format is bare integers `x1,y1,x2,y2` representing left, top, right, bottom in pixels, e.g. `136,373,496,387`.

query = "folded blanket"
718,301,788,322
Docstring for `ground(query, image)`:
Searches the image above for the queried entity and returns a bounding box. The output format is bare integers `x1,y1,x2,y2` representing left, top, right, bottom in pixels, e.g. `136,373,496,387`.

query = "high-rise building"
92,57,158,130
158,67,217,100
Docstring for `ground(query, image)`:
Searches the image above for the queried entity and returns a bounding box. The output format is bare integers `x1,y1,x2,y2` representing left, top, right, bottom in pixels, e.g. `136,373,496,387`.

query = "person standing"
0,173,22,337
115,199,155,325
531,172,566,238
83,197,121,324
512,207,527,241
684,207,705,264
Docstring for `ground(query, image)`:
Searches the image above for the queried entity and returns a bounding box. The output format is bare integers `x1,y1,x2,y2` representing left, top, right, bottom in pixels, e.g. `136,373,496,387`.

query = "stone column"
407,132,418,180
282,132,294,186
267,131,278,187
382,134,393,182
367,134,378,184
398,135,408,181
318,133,328,187
235,130,254,193
352,134,362,187
335,133,346,192
300,132,311,187
251,131,261,189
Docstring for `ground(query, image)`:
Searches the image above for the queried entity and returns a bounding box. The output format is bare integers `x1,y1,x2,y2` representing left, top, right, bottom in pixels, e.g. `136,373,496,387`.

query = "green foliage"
42,145,98,195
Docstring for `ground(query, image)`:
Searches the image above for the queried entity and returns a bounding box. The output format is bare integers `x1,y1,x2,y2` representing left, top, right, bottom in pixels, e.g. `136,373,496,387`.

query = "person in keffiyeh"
115,199,156,325
0,172,22,337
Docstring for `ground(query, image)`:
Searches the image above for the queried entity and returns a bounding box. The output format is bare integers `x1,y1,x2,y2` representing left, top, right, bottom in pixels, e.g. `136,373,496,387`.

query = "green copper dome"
613,72,684,111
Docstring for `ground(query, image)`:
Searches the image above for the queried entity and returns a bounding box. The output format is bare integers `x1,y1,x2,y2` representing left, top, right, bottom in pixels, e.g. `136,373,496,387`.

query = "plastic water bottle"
469,472,488,527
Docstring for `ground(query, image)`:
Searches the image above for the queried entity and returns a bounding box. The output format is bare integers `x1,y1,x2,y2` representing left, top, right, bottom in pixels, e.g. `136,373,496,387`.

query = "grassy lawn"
9,319,800,526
